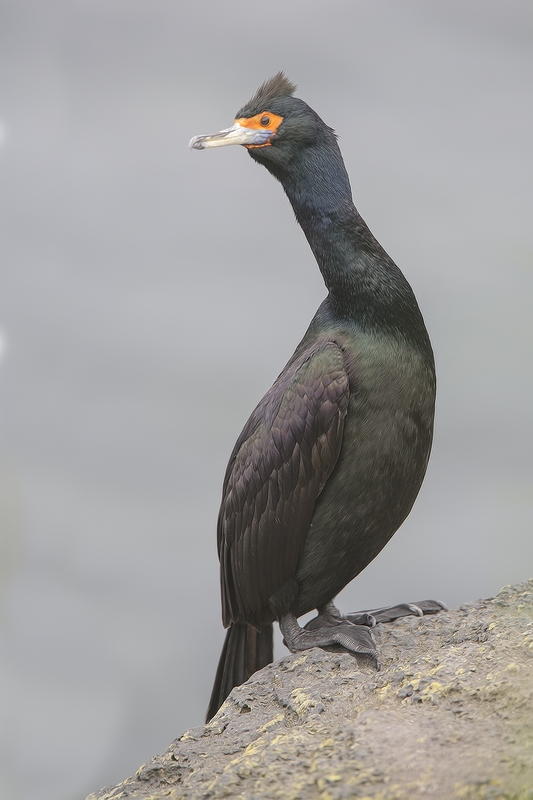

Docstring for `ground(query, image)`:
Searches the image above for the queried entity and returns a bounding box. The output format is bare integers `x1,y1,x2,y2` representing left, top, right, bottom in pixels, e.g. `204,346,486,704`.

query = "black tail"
206,622,273,722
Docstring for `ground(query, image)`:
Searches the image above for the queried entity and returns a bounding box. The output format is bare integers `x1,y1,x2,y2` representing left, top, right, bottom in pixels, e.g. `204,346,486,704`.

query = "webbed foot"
280,610,380,668
282,599,445,669
349,599,447,625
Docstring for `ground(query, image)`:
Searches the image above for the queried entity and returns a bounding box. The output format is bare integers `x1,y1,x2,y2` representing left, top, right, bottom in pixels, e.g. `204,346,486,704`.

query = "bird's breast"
294,327,435,615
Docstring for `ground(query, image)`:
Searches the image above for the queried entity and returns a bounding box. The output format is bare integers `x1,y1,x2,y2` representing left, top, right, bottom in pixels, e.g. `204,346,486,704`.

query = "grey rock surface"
88,581,533,799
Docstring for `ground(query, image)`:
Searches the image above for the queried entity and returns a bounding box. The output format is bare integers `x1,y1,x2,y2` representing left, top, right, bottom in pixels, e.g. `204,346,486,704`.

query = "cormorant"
190,74,443,722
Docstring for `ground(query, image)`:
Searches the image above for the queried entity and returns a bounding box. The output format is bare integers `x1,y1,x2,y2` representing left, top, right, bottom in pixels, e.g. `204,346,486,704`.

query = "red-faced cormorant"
190,74,443,722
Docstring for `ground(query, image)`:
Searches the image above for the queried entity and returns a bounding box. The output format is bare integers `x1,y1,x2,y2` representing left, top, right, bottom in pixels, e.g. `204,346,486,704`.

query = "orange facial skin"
234,112,284,148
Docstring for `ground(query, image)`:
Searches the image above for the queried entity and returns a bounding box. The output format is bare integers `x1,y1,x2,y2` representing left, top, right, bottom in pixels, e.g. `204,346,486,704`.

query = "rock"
87,580,533,799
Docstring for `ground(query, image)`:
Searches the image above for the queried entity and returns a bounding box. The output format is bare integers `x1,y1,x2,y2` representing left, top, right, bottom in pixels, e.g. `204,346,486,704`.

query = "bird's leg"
279,610,380,668
344,599,447,625
304,600,376,630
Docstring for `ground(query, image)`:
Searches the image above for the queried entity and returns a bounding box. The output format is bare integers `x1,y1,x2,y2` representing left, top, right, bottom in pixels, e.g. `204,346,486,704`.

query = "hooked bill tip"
189,136,206,150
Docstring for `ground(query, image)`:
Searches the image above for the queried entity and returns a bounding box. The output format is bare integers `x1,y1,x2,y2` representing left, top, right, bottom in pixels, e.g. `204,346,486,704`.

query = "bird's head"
189,73,337,181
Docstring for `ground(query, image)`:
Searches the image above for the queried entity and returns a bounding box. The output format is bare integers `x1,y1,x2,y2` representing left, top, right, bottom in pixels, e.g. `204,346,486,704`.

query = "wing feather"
219,341,350,627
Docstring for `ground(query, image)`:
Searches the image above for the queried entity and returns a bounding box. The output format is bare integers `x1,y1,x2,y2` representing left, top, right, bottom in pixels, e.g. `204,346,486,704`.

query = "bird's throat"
285,181,413,329
257,138,426,336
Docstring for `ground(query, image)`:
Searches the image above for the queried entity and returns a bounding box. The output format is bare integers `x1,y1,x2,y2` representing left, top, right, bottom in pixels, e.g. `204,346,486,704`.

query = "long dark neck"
276,138,429,341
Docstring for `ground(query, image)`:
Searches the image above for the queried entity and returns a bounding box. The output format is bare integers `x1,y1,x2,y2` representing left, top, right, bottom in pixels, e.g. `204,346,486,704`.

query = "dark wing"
218,342,350,628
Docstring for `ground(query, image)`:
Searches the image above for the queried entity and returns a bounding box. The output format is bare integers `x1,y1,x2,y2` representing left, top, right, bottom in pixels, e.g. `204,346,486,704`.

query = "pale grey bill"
189,122,273,150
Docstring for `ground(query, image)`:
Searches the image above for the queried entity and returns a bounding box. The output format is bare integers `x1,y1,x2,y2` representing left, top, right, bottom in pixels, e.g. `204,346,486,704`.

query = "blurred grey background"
0,1,532,798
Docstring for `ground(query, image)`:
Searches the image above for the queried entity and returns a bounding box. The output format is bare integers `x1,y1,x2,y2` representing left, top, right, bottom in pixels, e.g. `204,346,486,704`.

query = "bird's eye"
260,115,271,127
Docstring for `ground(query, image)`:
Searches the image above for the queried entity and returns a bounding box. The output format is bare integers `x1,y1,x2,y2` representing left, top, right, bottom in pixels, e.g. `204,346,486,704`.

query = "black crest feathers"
245,72,297,110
